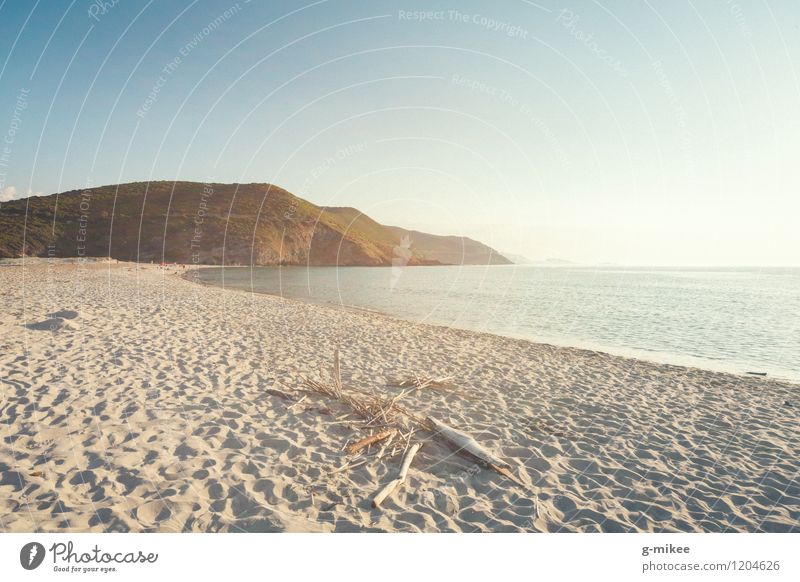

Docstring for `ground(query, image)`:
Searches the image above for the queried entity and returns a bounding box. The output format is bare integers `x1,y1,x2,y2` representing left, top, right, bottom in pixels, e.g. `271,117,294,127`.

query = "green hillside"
0,181,510,266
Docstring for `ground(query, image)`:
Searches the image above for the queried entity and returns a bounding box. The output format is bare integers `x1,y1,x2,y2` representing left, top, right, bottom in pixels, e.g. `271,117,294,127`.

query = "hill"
0,181,510,266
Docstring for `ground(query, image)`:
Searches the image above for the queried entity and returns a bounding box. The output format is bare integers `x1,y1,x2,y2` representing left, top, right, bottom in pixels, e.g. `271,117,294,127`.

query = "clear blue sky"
1,0,798,265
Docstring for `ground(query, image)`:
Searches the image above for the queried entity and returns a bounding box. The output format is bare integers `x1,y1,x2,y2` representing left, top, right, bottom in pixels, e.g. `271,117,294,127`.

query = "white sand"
0,259,797,532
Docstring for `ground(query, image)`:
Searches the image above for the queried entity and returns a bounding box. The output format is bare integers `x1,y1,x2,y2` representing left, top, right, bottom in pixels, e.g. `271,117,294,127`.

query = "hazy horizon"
1,1,799,266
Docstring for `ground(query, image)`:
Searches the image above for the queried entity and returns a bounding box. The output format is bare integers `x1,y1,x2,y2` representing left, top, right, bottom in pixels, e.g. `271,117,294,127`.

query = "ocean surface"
195,265,800,382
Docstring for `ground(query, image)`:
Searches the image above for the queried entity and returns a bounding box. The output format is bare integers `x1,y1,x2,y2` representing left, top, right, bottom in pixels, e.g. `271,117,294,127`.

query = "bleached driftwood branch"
372,443,421,508
427,416,525,487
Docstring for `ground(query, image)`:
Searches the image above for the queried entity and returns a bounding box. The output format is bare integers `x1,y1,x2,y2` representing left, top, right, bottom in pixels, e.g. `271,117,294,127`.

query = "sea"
195,265,800,383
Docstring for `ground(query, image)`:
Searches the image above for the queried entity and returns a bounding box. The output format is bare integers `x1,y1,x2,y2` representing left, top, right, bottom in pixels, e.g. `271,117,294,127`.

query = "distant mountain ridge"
0,181,510,267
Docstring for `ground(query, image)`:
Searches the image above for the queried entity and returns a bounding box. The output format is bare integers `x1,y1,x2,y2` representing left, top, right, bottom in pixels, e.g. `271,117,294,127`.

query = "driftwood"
427,416,525,487
372,443,421,508
302,355,414,428
427,416,506,466
397,374,455,390
287,394,308,411
333,348,344,395
346,429,395,455
304,352,526,502
393,374,480,402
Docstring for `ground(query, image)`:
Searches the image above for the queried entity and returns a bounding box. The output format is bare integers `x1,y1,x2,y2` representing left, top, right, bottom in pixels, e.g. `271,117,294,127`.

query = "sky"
0,0,798,266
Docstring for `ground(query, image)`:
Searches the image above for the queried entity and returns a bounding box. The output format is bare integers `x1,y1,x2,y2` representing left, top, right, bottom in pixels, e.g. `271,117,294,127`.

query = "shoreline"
183,263,800,387
1,259,798,532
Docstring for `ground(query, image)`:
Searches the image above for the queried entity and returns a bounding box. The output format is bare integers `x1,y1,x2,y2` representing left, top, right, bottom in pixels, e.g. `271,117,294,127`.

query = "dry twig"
346,429,395,455
302,354,416,429
396,374,456,391
328,458,367,475
372,443,421,508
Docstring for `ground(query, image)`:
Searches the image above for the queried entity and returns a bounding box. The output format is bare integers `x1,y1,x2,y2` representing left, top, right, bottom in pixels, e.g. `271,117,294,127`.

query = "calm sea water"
196,265,800,382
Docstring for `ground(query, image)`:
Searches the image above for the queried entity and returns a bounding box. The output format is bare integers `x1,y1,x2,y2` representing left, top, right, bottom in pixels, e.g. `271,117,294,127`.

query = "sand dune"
0,259,797,532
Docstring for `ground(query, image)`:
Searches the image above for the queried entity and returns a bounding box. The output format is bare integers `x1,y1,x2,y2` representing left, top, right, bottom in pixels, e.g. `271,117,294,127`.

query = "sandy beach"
0,259,797,532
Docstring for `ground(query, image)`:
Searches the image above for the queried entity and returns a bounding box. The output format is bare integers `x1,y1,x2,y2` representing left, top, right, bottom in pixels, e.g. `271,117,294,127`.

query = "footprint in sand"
47,310,79,319
133,499,193,529
25,318,66,331
134,500,173,527
25,309,79,331
25,310,81,331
